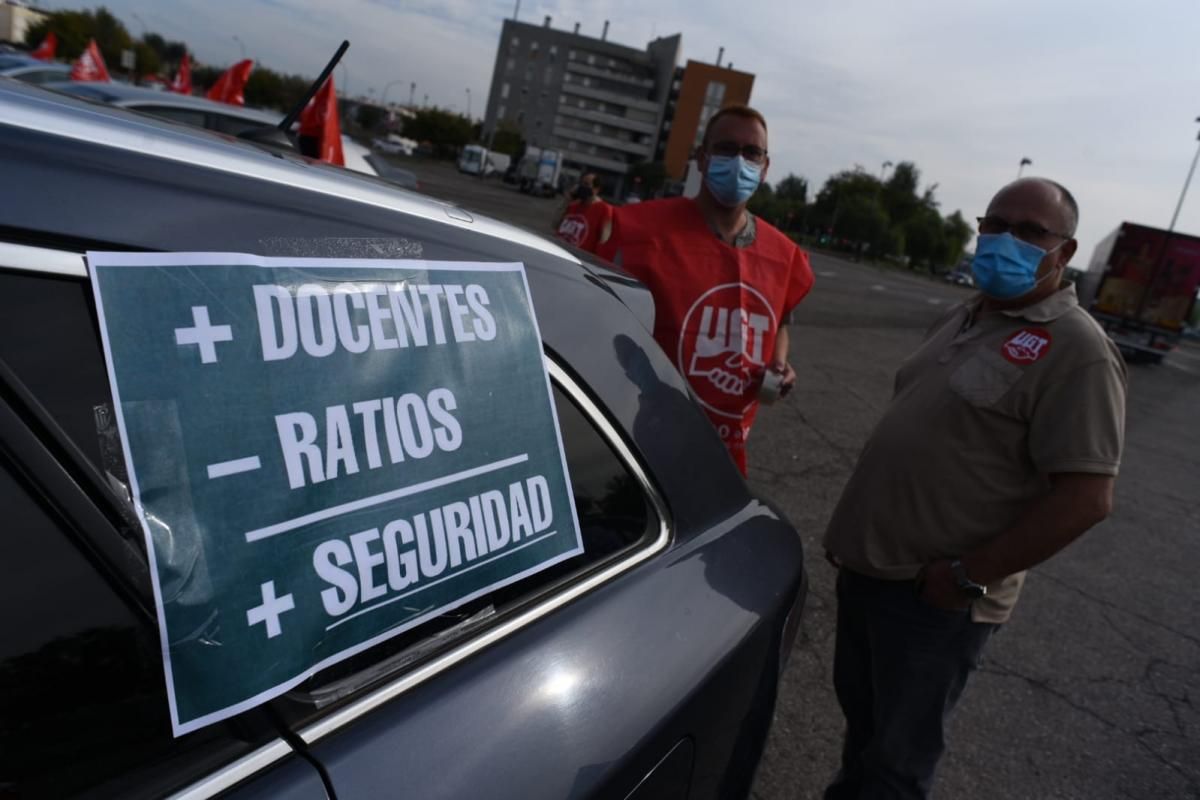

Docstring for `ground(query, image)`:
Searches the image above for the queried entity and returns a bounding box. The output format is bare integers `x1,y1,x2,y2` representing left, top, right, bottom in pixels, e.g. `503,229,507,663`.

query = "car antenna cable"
278,39,350,133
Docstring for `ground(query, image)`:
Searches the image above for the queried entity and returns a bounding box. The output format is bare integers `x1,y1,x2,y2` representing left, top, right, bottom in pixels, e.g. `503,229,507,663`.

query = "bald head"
988,177,1078,238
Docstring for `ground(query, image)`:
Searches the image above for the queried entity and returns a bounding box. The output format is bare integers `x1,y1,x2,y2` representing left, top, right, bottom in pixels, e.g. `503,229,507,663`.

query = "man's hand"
917,560,970,610
770,359,797,396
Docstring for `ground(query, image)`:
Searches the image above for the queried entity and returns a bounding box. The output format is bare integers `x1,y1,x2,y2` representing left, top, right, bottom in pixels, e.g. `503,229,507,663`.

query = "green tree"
940,211,974,267
775,173,808,206
490,120,524,157
356,104,386,131
402,108,473,158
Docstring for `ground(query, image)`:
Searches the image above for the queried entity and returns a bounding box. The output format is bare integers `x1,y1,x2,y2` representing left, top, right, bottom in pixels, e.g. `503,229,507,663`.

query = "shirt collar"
967,282,1079,324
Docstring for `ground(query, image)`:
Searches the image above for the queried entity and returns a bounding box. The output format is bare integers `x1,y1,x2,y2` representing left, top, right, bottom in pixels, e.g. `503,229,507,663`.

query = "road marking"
927,298,944,305
870,284,887,291
207,456,262,479
818,270,839,278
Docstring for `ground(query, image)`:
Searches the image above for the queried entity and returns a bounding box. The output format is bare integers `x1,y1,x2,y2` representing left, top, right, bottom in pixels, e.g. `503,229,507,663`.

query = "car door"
0,243,331,799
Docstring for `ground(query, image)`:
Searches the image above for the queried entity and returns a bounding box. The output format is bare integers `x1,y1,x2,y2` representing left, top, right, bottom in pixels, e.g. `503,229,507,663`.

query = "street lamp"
1166,117,1200,233
1017,157,1032,177
130,11,147,37
232,35,246,60
1136,117,1200,322
409,81,416,108
880,160,893,182
465,88,472,119
380,79,406,107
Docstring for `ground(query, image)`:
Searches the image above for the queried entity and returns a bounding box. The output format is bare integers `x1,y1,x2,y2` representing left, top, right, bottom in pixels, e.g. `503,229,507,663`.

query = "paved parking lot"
383,153,1200,799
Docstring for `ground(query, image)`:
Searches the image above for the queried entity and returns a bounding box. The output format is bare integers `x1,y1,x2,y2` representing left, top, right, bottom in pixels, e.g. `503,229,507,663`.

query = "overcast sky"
32,0,1200,262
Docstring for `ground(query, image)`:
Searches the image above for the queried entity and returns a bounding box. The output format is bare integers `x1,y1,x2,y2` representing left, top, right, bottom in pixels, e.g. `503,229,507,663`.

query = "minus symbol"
207,456,263,479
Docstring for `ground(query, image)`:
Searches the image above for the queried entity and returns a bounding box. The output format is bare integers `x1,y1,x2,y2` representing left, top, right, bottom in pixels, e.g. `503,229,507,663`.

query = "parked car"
0,79,806,800
0,54,71,85
371,133,417,156
46,81,400,188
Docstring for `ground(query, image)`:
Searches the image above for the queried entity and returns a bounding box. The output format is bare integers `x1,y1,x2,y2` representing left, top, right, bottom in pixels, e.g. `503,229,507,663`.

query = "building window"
511,36,520,47
587,53,595,65
555,114,563,125
517,110,525,123
694,81,728,148
609,58,617,67
501,82,510,99
497,104,506,119
544,67,554,84
524,68,533,81
582,77,591,87
506,57,515,72
593,123,602,133
568,49,576,60
549,45,558,62
559,93,568,104
578,99,586,108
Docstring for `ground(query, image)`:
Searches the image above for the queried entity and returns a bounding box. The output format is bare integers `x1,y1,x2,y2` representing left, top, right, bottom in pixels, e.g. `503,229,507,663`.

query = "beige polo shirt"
823,284,1127,623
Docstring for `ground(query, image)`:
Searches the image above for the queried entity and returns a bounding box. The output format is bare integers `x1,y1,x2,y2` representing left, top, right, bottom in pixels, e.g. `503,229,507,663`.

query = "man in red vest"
598,105,814,474
554,173,613,254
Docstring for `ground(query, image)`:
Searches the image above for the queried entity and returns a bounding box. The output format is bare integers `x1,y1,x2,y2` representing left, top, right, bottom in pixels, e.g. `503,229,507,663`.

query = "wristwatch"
949,559,988,599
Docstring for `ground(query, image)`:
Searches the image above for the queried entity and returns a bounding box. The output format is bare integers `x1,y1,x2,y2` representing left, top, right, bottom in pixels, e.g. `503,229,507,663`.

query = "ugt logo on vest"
557,215,588,247
678,283,777,419
1002,327,1052,364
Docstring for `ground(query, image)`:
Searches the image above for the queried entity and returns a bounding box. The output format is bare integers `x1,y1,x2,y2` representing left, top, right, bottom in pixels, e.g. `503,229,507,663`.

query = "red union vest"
599,197,815,473
556,199,613,253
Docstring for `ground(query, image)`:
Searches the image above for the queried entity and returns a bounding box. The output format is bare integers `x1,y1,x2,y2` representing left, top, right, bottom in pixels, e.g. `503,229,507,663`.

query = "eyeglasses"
709,140,768,164
977,215,1072,242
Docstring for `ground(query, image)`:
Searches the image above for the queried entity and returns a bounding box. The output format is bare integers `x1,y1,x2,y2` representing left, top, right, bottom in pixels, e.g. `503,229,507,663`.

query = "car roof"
0,57,71,75
1,80,577,265
48,80,283,125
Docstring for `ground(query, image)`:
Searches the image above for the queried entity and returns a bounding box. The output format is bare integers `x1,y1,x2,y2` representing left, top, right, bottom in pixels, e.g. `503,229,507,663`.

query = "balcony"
559,149,631,174
560,82,661,114
565,61,655,90
556,104,658,136
553,125,653,157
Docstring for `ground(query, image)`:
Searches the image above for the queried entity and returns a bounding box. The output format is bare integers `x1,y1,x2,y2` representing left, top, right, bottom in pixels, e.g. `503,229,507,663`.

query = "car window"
208,112,269,136
134,104,207,128
0,451,278,798
0,250,661,733
19,69,68,85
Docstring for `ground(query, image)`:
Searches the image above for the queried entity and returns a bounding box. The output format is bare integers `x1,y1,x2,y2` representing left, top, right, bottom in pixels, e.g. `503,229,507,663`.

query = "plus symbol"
246,581,295,639
174,306,234,364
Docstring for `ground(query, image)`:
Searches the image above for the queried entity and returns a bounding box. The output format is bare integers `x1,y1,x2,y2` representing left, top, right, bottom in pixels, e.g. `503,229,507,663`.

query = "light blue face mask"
971,233,1064,299
704,155,762,207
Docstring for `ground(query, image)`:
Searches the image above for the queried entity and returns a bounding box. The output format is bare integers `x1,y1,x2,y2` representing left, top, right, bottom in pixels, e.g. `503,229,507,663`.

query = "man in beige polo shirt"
822,177,1127,800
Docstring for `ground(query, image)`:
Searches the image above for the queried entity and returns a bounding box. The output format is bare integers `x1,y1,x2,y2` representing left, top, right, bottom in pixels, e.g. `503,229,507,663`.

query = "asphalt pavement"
385,156,1200,799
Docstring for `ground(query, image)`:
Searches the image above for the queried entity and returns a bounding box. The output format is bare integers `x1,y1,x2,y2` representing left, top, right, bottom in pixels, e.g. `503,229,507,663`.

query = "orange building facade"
661,60,755,181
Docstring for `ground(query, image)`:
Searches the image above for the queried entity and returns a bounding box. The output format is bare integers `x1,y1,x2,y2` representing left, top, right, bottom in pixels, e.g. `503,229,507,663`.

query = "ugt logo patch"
677,283,777,419
1002,327,1052,364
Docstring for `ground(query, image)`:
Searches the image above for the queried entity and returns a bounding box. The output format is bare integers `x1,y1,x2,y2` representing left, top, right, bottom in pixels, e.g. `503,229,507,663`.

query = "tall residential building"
482,17,680,194
658,60,755,181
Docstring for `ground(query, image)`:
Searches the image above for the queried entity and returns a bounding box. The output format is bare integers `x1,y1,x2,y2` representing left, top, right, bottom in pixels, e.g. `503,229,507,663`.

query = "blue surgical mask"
971,233,1063,299
704,155,762,207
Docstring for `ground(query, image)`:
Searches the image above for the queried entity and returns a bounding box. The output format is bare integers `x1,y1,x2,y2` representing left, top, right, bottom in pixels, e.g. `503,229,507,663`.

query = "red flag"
298,77,344,166
169,52,192,95
31,31,57,61
70,39,111,82
205,59,254,106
